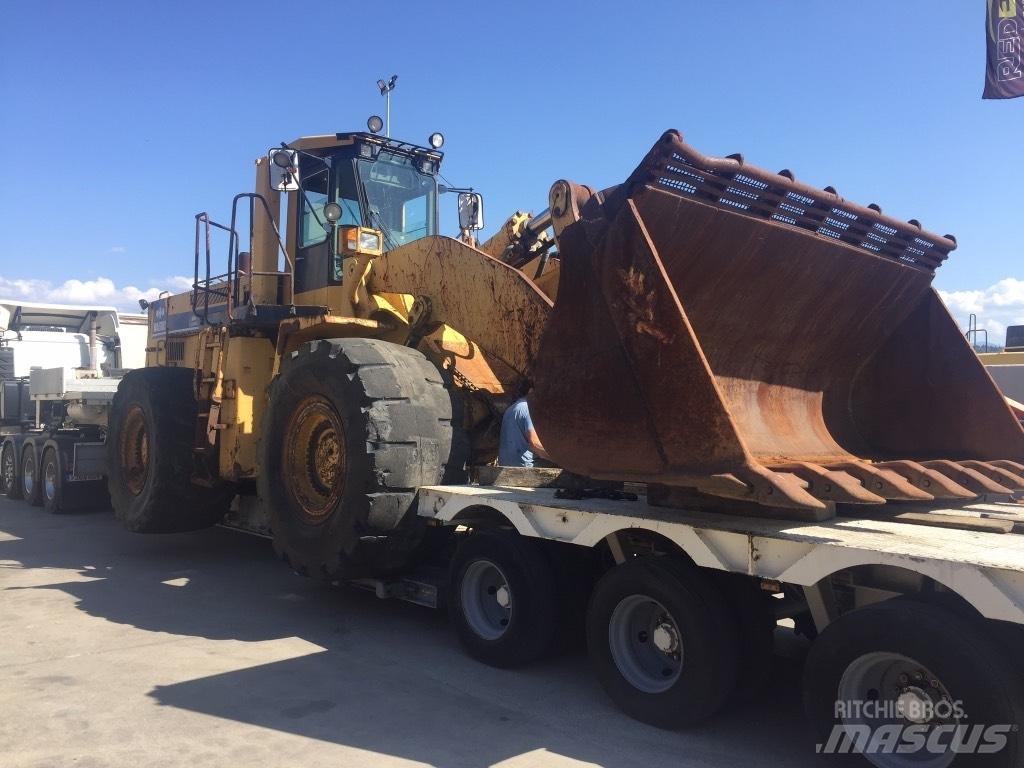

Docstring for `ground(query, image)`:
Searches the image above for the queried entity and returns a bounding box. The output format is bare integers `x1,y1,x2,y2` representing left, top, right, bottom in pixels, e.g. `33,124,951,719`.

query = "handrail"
228,193,293,308
193,213,236,323
191,193,294,326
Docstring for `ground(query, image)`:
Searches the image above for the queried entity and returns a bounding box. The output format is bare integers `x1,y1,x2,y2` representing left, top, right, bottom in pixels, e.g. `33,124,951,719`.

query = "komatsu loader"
106,126,1024,762
109,124,1024,560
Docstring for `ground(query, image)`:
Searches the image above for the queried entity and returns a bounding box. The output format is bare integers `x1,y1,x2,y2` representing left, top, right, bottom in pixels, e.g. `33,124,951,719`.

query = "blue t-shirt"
498,397,536,467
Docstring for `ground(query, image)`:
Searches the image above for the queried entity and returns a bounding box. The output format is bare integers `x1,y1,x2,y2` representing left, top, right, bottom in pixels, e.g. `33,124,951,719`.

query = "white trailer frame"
418,485,1024,627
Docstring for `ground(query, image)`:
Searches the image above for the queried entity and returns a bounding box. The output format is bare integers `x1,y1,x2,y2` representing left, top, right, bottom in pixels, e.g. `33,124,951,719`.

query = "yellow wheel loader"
107,126,1024,581
109,128,551,577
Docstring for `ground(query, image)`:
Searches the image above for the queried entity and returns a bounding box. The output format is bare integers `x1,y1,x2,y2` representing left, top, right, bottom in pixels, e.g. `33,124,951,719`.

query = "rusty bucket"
531,131,1024,517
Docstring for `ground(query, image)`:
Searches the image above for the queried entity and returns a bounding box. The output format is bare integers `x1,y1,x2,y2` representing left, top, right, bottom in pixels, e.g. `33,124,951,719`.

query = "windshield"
355,151,437,248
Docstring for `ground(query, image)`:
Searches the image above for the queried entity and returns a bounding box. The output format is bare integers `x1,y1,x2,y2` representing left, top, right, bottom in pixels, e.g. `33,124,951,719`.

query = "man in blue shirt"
497,395,549,467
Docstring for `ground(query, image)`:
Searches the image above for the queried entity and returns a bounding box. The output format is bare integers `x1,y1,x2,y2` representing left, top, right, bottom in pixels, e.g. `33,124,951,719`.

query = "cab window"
300,164,329,247
402,194,429,239
356,151,437,247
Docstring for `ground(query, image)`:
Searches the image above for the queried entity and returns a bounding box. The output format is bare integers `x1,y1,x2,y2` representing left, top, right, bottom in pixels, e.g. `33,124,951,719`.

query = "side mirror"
268,149,300,192
457,192,484,231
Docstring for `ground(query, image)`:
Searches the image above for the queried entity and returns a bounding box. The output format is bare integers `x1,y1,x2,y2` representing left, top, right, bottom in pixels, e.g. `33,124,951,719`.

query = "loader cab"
291,134,442,295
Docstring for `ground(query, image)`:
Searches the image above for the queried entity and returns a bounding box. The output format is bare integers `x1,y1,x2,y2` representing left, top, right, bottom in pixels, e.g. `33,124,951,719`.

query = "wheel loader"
107,124,1024,579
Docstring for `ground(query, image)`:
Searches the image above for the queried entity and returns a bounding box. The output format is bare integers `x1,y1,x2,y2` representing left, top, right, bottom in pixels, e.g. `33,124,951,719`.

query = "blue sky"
1,1,1021,339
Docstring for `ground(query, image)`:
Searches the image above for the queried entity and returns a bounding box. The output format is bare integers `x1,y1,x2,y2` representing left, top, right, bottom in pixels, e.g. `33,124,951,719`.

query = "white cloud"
5,272,1017,347
108,246,127,254
0,275,192,313
939,277,1024,347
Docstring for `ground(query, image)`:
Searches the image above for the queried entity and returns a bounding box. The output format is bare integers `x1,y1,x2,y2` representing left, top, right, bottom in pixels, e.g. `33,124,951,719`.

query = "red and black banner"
985,0,1024,98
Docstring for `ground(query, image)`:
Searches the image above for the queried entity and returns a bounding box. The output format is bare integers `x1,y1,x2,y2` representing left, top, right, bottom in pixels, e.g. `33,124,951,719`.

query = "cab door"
293,159,331,295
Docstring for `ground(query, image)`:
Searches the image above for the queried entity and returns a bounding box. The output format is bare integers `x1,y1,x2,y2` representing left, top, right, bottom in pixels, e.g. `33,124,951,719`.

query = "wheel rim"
1,447,13,492
608,594,683,694
460,559,513,641
838,652,958,768
283,395,345,524
44,457,57,501
23,453,35,497
120,405,149,496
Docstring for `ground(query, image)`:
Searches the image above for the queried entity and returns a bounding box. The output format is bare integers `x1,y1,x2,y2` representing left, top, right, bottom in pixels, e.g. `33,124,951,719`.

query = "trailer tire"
1,440,21,499
803,598,1024,768
41,447,65,514
21,444,42,506
586,556,740,728
543,541,595,655
260,338,460,578
715,572,775,702
107,368,231,532
448,529,559,668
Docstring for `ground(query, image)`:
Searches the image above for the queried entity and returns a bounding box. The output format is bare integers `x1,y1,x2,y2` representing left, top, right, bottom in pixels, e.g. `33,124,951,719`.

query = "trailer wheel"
107,368,232,532
41,448,65,513
1,441,21,499
260,338,460,578
448,529,558,668
586,556,740,728
803,598,1024,768
21,445,42,506
715,572,776,702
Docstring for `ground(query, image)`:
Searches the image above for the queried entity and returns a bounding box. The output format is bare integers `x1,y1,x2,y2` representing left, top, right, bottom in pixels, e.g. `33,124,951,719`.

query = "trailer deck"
419,485,1024,623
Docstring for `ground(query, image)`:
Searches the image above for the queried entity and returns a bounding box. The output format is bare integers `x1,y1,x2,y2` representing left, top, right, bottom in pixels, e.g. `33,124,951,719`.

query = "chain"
449,365,479,394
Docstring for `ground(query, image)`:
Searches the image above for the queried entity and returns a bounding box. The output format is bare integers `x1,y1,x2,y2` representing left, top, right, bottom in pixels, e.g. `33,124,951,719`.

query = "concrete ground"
1,496,822,768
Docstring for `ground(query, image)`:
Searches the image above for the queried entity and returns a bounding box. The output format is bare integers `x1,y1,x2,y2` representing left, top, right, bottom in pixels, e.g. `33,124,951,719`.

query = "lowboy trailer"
294,476,1024,765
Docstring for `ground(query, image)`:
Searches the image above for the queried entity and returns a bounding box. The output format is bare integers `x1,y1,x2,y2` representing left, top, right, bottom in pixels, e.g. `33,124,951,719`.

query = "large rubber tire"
448,529,559,668
260,338,462,578
107,367,232,532
21,444,43,507
543,540,597,656
803,598,1024,768
586,556,740,729
714,572,776,702
41,447,64,513
1,440,21,499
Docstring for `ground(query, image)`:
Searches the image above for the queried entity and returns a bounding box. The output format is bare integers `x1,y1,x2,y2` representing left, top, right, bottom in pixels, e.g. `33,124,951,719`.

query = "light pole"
376,75,398,137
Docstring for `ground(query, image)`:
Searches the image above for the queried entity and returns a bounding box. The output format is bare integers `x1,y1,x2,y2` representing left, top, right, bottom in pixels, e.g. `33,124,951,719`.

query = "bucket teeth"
990,459,1024,476
735,465,828,510
872,460,977,499
769,462,885,504
920,460,1013,496
959,460,1024,490
689,464,827,511
828,461,934,501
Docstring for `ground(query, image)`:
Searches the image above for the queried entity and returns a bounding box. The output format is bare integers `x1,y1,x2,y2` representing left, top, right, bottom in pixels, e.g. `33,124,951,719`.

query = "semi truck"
15,123,1021,766
980,325,1024,413
0,300,147,511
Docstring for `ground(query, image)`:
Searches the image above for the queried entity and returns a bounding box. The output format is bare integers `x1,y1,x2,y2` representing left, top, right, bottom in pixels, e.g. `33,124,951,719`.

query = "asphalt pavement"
0,495,822,768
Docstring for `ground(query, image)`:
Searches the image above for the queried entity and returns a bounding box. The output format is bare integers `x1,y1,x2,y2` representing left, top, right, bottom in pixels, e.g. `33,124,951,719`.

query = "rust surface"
371,236,552,380
531,130,1024,517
